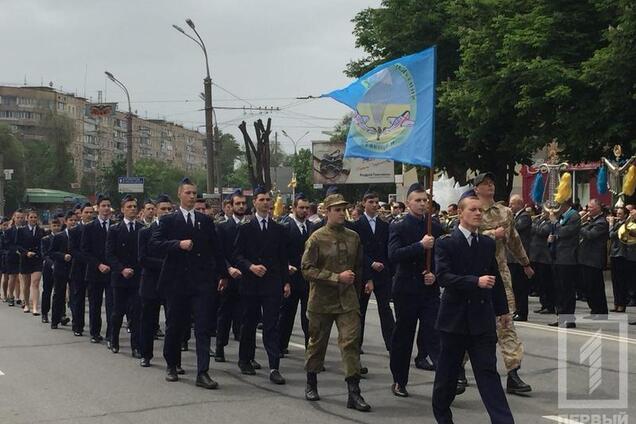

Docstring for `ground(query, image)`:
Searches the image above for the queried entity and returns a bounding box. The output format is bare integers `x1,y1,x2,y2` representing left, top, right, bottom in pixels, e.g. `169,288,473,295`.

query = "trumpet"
579,211,591,224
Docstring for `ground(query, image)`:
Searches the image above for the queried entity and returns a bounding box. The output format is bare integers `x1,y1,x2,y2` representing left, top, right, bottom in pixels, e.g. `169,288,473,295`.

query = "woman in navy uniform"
16,209,46,314
432,195,513,424
49,211,77,328
5,210,25,307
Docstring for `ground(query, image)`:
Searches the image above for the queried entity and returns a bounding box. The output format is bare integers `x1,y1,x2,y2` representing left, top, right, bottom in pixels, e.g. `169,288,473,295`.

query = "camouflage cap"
324,194,349,209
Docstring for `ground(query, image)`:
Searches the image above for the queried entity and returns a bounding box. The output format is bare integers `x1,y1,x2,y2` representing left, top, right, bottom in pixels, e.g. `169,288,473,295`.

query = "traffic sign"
118,176,144,193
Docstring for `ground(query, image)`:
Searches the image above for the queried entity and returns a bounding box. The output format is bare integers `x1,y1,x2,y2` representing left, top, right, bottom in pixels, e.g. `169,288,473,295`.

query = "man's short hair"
458,195,480,211
363,191,379,202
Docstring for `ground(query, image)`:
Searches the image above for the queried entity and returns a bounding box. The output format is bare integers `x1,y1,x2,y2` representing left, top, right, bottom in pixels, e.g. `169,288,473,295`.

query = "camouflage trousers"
496,263,524,371
305,310,361,378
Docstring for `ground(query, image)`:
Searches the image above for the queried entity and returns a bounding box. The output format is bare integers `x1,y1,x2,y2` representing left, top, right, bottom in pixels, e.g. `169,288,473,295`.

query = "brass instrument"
618,215,636,245
579,212,591,224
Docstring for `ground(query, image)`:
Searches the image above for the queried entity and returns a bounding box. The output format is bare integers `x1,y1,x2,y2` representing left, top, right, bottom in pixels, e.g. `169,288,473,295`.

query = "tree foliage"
348,0,635,199
0,124,26,212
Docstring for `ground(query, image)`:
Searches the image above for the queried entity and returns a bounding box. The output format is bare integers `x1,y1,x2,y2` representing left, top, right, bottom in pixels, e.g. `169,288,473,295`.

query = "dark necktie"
101,221,107,232
261,219,267,232
128,222,134,233
470,233,479,250
186,212,193,227
301,223,307,236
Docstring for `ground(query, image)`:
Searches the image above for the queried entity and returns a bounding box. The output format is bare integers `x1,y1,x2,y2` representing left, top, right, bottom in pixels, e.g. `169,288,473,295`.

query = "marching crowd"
1,172,635,423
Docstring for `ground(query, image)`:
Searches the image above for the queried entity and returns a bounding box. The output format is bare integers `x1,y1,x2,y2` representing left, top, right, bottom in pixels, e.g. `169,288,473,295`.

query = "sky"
0,0,381,154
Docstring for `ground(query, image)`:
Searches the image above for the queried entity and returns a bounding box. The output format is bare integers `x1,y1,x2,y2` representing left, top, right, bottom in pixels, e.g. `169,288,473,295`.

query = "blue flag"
323,46,436,167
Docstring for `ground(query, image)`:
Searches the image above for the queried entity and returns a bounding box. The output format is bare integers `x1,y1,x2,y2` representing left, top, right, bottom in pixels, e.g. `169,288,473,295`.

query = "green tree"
0,124,26,212
286,148,317,201
42,112,76,190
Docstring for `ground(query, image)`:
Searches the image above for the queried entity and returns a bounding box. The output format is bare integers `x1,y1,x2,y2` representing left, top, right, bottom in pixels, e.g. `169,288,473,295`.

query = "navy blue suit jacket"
283,218,312,294
138,222,163,299
353,214,391,287
49,230,72,278
81,219,113,283
434,228,509,335
106,220,142,288
216,217,243,288
150,210,226,296
233,216,288,297
16,226,45,259
68,224,88,282
388,213,443,295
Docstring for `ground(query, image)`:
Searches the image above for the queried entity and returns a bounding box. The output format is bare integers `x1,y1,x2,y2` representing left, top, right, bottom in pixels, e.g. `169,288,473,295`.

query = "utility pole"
105,71,133,177
173,19,216,194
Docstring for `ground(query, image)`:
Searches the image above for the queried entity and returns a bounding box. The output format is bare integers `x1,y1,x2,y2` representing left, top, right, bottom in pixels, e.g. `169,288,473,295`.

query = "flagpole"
425,45,437,272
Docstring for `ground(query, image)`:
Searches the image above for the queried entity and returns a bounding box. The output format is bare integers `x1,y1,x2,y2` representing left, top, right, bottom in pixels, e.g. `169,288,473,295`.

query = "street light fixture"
281,130,310,156
104,70,133,177
173,18,217,195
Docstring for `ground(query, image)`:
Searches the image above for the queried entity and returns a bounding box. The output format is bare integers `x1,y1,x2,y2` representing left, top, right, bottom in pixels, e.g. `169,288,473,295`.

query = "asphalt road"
0,292,634,424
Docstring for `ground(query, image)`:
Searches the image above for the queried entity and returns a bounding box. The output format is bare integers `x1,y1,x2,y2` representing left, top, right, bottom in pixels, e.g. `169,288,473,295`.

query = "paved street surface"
1,293,634,424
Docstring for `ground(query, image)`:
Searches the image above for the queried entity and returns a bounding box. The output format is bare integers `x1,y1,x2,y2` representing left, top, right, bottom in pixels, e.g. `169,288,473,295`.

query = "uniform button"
467,299,471,304
480,300,484,304
197,253,201,257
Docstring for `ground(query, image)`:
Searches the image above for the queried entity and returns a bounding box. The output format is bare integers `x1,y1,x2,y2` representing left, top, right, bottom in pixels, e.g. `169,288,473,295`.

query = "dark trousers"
164,288,214,374
239,294,281,370
140,296,162,360
359,281,395,351
88,280,113,339
432,331,514,424
611,257,629,307
216,285,241,348
509,263,529,319
71,278,88,333
582,265,608,315
532,262,555,310
278,287,309,350
111,286,141,351
554,264,577,315
41,263,54,316
51,275,69,325
391,293,440,387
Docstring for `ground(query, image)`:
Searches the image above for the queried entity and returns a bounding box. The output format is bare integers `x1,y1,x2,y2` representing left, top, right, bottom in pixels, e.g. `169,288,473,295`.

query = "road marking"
0,370,4,376
543,415,583,424
255,332,305,350
369,299,636,345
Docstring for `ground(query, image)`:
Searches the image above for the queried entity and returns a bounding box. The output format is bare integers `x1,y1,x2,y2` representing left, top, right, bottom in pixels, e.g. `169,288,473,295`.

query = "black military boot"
305,372,320,401
506,368,532,394
345,376,371,412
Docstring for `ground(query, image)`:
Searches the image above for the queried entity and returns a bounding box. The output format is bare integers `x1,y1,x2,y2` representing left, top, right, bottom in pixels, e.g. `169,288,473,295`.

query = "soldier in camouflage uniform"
301,193,371,412
467,172,533,395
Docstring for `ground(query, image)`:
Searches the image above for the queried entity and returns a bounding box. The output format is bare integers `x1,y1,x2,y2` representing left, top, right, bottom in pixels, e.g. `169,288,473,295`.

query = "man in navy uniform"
138,194,173,367
151,178,227,389
278,193,313,354
81,195,114,344
233,186,289,385
106,194,143,356
432,195,513,424
214,189,246,363
353,190,395,354
49,212,77,328
40,214,64,324
69,203,94,337
388,183,442,397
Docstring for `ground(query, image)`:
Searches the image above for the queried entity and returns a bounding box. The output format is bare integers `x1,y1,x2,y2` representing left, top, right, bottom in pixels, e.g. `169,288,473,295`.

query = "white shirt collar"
364,212,377,222
123,217,135,227
232,214,243,224
458,224,478,243
290,214,307,231
98,217,109,225
256,213,269,222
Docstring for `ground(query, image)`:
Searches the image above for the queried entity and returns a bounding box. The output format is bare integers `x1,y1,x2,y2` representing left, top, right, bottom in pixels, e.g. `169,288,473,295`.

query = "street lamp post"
104,71,133,177
281,130,309,198
173,19,217,195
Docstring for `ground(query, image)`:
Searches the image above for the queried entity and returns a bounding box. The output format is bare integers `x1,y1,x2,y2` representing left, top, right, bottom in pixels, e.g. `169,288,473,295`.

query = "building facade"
0,85,206,190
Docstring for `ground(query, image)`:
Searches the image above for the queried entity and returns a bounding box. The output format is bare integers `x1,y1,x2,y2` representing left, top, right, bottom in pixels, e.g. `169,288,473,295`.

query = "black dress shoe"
8,298,15,306
513,314,527,322
90,337,100,343
506,369,532,394
73,331,82,337
132,349,142,359
60,317,70,326
41,314,49,323
181,341,189,352
96,335,104,342
539,308,556,314
391,383,409,397
239,361,256,375
269,369,286,385
155,329,164,338
250,359,261,370
176,366,185,375
257,322,263,330
360,366,368,375
214,346,226,362
111,345,119,354
209,347,215,357
140,358,151,367
50,324,58,329
414,358,435,371
165,368,178,382
305,373,320,401
565,322,576,328
548,321,559,327
196,372,219,389
629,321,636,325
